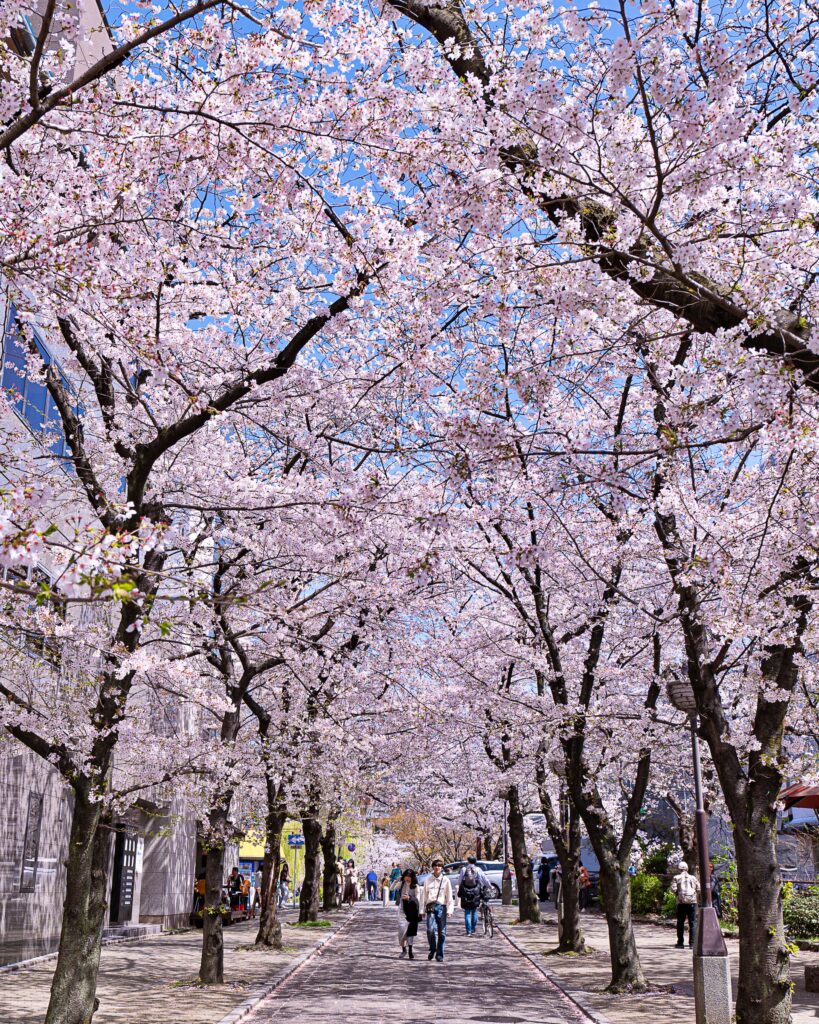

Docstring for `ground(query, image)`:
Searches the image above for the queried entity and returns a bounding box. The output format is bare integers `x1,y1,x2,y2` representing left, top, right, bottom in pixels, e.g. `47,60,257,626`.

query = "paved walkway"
246,904,589,1024
497,905,819,1024
0,910,343,1024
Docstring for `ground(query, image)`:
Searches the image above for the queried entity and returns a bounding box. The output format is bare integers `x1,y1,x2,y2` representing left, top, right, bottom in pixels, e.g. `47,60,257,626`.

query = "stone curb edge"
0,928,176,975
496,922,612,1024
214,911,358,1024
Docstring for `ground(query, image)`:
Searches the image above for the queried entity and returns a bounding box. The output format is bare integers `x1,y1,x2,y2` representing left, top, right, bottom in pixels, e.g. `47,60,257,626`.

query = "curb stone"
214,911,357,1024
496,922,612,1024
0,927,189,975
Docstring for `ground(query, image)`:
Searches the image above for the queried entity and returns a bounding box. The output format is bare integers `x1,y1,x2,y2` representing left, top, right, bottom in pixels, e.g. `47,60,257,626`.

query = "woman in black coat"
396,868,421,960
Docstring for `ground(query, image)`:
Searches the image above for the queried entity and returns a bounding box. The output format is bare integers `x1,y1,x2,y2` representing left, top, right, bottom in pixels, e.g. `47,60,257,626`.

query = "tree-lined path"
247,908,588,1024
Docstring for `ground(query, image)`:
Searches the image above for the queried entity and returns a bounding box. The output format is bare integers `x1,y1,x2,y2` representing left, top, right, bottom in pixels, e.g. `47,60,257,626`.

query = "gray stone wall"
0,746,71,966
138,800,198,928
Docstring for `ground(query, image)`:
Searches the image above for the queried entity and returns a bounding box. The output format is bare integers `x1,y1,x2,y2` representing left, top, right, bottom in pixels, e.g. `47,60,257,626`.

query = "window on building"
8,15,36,57
0,564,63,665
2,304,68,457
20,793,44,892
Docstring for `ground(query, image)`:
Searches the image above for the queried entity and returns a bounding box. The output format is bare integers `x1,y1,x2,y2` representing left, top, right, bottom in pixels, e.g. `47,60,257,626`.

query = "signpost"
287,833,305,905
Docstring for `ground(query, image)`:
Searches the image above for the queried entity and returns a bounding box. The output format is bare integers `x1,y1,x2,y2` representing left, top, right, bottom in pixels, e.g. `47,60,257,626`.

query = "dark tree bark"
198,821,228,985
255,795,286,950
506,784,540,925
320,820,339,911
665,793,698,874
299,814,323,923
535,763,587,954
44,789,112,1024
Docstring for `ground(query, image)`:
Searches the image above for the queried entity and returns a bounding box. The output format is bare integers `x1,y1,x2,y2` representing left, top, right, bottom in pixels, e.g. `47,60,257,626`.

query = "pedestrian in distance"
278,861,290,908
248,866,260,919
389,861,401,902
381,874,390,907
335,857,345,906
537,857,550,902
457,856,490,890
343,858,359,906
710,863,722,919
396,868,421,960
578,862,591,911
672,861,700,948
366,867,378,901
420,858,454,962
551,862,562,907
458,861,483,935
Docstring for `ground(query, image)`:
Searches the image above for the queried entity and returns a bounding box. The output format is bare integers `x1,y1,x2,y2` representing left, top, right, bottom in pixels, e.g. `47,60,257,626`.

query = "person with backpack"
458,862,483,935
457,856,490,890
672,860,701,948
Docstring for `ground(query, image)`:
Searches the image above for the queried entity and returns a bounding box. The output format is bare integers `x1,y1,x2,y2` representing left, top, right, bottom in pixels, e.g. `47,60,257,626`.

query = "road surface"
247,905,589,1024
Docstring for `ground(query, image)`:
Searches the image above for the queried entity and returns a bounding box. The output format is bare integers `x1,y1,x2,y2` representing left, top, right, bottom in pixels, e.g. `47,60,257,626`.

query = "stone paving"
246,903,588,1024
496,904,819,1024
6,901,819,1024
0,909,347,1024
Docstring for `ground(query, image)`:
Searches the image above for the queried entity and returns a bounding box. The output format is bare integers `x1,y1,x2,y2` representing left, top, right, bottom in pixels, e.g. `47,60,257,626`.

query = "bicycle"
479,897,494,938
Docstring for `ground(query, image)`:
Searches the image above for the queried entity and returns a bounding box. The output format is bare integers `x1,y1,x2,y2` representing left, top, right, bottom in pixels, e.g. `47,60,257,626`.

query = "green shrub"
631,873,665,915
714,859,739,927
642,844,673,876
784,887,819,939
661,889,676,918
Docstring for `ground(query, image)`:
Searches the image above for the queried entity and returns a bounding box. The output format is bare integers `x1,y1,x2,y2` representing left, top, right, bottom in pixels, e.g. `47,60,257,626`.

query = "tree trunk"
556,810,586,954
198,834,227,984
534,763,587,954
733,821,790,1024
255,802,286,949
666,793,698,874
298,814,323,923
45,788,111,1024
506,785,540,924
320,821,338,911
598,856,646,993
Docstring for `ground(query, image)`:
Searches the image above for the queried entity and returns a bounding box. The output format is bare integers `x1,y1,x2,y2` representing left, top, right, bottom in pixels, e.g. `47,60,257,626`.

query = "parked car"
442,860,515,899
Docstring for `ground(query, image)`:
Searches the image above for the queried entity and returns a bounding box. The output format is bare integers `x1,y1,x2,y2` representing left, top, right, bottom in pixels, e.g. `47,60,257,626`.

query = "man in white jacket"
420,859,455,962
672,861,700,949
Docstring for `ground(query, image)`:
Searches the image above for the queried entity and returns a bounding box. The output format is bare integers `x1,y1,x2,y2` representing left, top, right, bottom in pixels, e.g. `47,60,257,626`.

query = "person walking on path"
278,862,291,907
343,859,359,906
420,858,454,962
389,862,402,902
710,863,723,918
458,862,483,936
457,856,490,890
396,868,421,960
335,857,345,905
366,868,378,901
578,863,591,911
537,857,550,902
551,862,562,907
672,861,700,948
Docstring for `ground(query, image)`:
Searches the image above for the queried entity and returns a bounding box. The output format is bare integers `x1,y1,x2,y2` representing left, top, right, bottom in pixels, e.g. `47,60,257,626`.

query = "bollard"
692,906,732,1024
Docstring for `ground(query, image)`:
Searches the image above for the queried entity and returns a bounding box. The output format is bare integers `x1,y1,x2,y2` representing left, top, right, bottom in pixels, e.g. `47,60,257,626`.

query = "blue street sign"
287,834,305,848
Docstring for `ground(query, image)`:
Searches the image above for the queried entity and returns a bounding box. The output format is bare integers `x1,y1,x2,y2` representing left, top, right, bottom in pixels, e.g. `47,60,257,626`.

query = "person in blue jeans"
420,859,455,961
458,863,482,934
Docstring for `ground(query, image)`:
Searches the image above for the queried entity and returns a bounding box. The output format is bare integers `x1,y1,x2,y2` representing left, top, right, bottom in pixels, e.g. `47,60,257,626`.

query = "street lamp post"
667,677,732,1024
